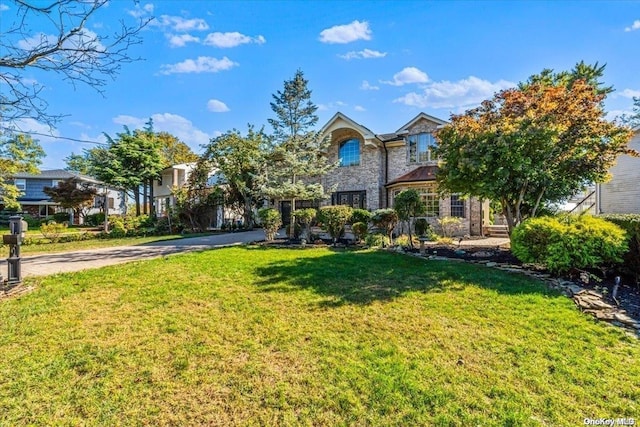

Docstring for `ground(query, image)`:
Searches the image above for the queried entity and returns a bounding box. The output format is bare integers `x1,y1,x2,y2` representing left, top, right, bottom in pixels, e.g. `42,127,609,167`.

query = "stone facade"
313,112,489,236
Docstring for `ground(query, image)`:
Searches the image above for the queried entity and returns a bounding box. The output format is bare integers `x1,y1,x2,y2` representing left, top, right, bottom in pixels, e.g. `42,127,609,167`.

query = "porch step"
483,225,509,237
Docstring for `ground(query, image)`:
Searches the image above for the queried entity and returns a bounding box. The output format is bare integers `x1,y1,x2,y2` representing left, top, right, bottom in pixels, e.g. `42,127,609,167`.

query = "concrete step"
483,225,509,237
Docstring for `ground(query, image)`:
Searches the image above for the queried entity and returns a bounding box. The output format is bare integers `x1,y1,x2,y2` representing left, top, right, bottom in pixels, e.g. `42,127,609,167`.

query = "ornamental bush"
40,221,68,243
511,215,628,274
350,209,371,225
258,208,282,241
600,214,640,285
351,222,369,243
371,209,399,245
318,205,353,244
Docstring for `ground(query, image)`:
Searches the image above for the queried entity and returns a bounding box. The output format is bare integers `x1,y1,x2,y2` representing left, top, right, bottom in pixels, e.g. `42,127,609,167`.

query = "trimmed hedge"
600,214,640,285
511,215,628,274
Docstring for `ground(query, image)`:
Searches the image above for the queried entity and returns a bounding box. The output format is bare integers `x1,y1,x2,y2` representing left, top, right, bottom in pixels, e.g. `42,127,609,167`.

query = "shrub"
286,222,302,240
371,209,399,245
258,208,282,241
511,215,628,274
23,214,44,228
365,233,390,248
40,221,68,242
84,212,106,227
414,218,431,238
600,214,640,285
318,205,353,244
437,216,462,237
352,222,369,243
350,209,371,225
395,234,419,248
296,208,317,240
52,212,71,224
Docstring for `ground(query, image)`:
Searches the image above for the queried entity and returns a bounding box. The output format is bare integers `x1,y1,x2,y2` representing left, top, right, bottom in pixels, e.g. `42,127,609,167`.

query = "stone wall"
387,118,439,182
322,128,383,210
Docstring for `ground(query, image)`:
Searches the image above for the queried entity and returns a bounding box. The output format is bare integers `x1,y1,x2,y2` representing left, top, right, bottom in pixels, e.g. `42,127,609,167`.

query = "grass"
0,247,638,426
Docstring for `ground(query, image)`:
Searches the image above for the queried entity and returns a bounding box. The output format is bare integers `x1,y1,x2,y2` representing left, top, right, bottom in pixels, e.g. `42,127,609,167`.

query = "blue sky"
3,0,640,169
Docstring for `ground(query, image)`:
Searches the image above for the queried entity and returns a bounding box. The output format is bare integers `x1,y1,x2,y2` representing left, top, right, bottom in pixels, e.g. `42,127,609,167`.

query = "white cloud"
128,3,154,18
339,48,387,60
79,132,108,145
0,3,10,11
382,67,429,86
18,30,105,52
624,19,640,31
167,33,200,47
160,56,238,74
393,75,515,109
207,99,229,112
620,88,640,99
360,80,379,91
113,113,211,146
319,20,371,44
203,32,266,48
153,15,209,32
354,105,366,112
17,33,57,50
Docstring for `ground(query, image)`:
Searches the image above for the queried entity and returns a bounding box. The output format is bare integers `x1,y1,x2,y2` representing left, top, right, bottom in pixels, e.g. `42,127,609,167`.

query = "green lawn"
0,247,638,426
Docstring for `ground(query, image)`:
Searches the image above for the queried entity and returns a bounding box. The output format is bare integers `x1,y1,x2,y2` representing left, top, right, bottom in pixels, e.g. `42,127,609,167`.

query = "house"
596,127,640,214
279,112,490,235
7,169,124,223
153,163,226,228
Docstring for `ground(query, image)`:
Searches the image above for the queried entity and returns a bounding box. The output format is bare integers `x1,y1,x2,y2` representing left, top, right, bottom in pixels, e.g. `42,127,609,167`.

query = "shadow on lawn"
250,247,560,306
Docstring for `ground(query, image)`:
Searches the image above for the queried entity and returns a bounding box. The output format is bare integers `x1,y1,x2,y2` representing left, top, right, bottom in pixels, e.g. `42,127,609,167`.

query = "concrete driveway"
0,229,268,278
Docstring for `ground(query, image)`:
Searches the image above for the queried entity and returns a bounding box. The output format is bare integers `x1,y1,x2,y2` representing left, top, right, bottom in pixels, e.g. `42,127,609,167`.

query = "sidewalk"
0,229,267,278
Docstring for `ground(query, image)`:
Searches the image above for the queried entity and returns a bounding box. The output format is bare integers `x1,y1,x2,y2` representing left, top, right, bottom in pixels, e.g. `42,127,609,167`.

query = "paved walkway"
0,229,268,278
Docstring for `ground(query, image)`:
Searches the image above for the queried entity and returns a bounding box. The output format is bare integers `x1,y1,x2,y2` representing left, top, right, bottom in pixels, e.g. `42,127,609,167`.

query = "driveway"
0,229,268,278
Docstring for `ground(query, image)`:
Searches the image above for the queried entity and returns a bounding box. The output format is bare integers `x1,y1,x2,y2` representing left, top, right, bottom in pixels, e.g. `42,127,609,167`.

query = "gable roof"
395,112,447,134
386,165,438,187
320,112,379,146
13,169,102,184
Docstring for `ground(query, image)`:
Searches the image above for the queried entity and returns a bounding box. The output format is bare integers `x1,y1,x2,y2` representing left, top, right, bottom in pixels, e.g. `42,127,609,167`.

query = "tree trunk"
143,183,148,215
134,186,141,216
149,177,156,219
243,195,253,229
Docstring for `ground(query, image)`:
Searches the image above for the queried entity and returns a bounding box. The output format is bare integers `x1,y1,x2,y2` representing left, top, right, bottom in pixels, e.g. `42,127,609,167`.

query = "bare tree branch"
0,0,150,128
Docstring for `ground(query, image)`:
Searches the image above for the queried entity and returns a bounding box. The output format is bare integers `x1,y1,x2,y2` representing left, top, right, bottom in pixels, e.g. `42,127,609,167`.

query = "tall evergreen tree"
263,70,335,236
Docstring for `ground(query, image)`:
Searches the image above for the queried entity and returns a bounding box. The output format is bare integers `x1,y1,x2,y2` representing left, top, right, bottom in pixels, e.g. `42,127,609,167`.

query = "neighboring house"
153,163,226,228
278,112,490,236
6,169,124,223
597,127,640,214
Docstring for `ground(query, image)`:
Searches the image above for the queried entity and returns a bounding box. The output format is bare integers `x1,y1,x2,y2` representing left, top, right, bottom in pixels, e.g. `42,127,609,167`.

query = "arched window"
339,138,360,167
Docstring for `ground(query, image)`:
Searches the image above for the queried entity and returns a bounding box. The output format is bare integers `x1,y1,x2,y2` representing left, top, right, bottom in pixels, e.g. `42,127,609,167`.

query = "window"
450,195,465,218
407,133,436,163
338,138,360,167
418,186,440,217
51,180,61,187
14,179,26,191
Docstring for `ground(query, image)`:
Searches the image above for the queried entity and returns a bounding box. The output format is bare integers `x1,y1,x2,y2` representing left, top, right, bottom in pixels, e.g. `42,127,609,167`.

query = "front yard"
0,247,638,425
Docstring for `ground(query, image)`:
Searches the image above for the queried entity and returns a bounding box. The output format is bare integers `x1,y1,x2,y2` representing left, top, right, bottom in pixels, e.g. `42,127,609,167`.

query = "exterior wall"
153,165,192,215
322,128,383,210
599,130,640,214
386,118,440,182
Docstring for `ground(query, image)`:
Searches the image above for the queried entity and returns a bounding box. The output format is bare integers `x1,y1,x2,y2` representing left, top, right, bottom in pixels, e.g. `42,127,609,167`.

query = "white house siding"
599,130,640,214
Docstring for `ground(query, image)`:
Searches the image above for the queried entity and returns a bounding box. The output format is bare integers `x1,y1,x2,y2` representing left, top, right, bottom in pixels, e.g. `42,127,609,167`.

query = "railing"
568,190,596,215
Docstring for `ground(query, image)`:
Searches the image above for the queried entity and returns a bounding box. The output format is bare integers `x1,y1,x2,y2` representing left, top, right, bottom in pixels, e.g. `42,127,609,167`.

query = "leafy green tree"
263,70,336,237
394,189,426,248
0,133,45,209
94,124,164,217
257,207,282,241
435,63,634,234
203,126,267,228
156,131,199,166
43,177,97,222
64,152,93,175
